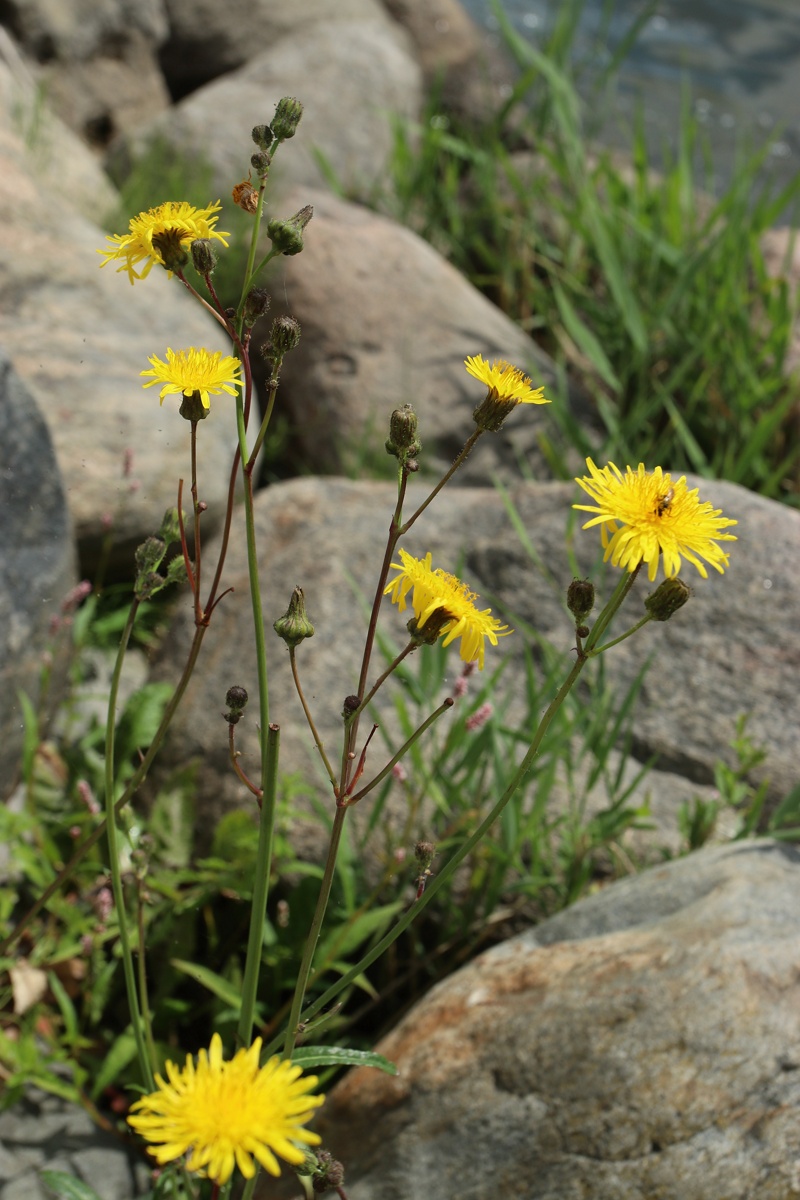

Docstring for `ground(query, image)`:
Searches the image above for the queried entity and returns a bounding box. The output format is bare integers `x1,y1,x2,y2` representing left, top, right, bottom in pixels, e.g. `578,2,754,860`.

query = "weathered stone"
260,187,593,484
0,352,76,795
113,17,421,203
314,840,800,1200
150,474,793,858
0,101,241,573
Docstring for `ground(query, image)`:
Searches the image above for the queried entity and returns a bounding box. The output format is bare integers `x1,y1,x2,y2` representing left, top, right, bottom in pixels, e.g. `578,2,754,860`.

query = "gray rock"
0,104,242,573
0,1089,149,1200
0,30,119,224
113,18,422,202
0,0,170,149
150,472,793,858
260,188,590,484
160,0,396,99
0,352,76,794
315,840,800,1200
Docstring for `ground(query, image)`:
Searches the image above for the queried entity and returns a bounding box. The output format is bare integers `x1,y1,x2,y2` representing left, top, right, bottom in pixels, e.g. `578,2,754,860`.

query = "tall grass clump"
385,1,800,504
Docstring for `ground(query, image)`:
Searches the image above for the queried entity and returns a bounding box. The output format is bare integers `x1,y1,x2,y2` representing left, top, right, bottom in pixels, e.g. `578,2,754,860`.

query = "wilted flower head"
465,354,549,430
98,201,229,284
574,458,737,581
127,1033,323,1185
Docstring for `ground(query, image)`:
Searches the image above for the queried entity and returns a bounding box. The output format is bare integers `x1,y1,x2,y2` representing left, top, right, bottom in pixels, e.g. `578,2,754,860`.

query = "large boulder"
314,839,800,1200
113,15,422,202
149,472,793,858
0,76,242,574
259,188,590,484
0,352,77,794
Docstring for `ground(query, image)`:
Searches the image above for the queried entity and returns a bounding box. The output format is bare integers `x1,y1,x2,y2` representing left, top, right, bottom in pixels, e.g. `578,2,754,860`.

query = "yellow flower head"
98,201,229,284
574,458,738,581
465,355,549,405
141,347,243,411
384,549,511,669
127,1034,324,1185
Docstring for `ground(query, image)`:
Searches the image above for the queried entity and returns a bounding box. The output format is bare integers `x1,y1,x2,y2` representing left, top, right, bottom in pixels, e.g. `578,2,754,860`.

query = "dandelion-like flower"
574,458,737,581
384,549,511,669
465,354,549,431
127,1034,323,1185
141,347,243,411
98,201,230,284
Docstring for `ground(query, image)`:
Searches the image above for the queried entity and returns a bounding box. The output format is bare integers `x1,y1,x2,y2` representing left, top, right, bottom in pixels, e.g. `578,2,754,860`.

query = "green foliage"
382,5,800,503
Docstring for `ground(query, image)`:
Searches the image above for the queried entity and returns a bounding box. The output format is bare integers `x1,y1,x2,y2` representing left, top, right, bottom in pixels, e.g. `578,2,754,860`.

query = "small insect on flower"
655,486,675,516
232,174,259,214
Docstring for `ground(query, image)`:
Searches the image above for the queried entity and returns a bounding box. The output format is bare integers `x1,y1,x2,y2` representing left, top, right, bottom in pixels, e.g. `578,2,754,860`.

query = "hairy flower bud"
272,96,304,140
251,150,271,177
266,316,301,358
273,586,315,648
567,577,595,623
191,238,217,275
644,577,691,621
385,404,422,464
243,287,271,328
267,205,313,256
252,123,273,151
158,508,183,545
135,536,166,576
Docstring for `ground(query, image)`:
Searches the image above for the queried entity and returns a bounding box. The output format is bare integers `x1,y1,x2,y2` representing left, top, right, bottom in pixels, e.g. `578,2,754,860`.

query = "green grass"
381,1,800,504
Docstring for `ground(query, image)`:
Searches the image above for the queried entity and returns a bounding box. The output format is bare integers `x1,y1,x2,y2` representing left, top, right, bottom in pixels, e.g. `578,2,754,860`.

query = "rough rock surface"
260,187,592,483
0,353,77,795
0,88,241,573
0,1088,149,1200
0,0,170,148
150,473,794,854
313,840,800,1200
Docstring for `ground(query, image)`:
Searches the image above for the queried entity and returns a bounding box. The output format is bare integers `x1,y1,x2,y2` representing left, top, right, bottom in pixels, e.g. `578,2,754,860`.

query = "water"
460,0,800,206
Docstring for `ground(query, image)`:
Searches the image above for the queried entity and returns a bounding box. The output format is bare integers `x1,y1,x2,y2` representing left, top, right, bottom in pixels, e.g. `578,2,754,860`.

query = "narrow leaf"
290,1046,398,1074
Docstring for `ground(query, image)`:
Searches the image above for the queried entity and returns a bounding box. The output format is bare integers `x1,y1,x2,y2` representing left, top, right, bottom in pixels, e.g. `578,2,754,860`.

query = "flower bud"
165,556,189,586
135,536,166,576
224,684,248,723
272,97,304,140
191,238,217,275
312,1150,345,1192
157,508,183,545
415,840,436,872
266,316,301,357
152,228,189,273
385,404,422,464
267,205,313,256
134,570,166,601
567,578,595,623
251,150,271,177
273,586,315,647
252,123,273,151
243,287,271,328
644,577,691,621
342,694,360,720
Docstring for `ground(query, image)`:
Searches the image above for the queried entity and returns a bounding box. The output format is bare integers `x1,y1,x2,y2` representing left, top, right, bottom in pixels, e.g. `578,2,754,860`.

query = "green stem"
103,600,154,1091
281,799,349,1060
583,566,641,654
135,879,158,1074
264,572,638,1056
345,697,454,806
237,724,280,1047
591,613,653,655
398,430,483,536
289,647,338,789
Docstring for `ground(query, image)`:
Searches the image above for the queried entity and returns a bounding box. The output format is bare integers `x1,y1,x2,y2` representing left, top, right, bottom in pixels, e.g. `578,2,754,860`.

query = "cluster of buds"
133,509,188,600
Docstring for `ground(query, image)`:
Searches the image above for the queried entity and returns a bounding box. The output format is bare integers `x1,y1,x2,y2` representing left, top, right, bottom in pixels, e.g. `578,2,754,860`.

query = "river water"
460,0,800,204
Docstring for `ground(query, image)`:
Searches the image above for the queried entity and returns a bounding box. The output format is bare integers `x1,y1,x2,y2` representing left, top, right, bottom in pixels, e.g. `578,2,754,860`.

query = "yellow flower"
574,458,738,581
384,549,511,669
98,201,229,284
465,354,549,405
127,1034,324,1185
141,347,243,410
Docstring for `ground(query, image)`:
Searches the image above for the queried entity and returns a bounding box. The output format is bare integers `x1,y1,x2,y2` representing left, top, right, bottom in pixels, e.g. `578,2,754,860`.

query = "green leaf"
290,1046,398,1074
41,1170,105,1200
90,1030,139,1100
170,959,242,1010
552,282,620,391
